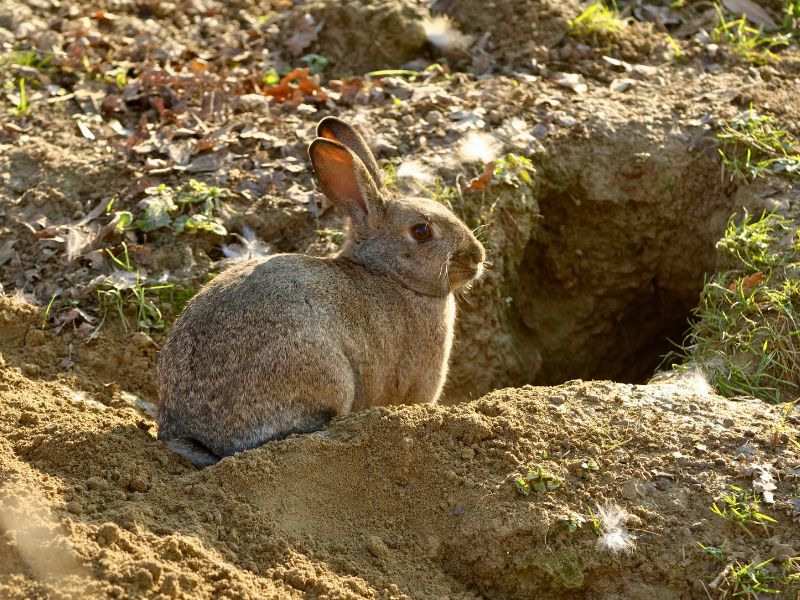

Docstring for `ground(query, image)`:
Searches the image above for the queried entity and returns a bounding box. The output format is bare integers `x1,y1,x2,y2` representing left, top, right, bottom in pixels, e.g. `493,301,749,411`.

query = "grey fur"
156,119,485,466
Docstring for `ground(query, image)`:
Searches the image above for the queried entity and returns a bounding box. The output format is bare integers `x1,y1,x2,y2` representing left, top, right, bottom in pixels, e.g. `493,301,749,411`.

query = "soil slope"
1,297,799,599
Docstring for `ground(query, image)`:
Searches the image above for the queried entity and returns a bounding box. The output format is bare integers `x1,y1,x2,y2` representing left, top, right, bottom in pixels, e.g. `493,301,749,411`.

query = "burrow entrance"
446,131,755,400
512,187,722,385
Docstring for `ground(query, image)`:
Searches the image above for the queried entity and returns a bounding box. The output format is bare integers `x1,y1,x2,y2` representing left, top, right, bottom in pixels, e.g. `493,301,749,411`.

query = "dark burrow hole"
507,156,737,386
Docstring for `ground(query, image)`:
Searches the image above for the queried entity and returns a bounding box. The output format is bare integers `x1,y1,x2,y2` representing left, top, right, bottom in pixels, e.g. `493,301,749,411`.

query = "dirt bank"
0,296,798,599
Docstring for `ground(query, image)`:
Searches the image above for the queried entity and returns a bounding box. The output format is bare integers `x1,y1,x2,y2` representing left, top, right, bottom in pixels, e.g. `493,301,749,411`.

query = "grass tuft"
668,212,800,403
710,485,777,539
717,108,800,182
712,3,790,64
786,1,800,36
568,2,624,37
513,466,563,496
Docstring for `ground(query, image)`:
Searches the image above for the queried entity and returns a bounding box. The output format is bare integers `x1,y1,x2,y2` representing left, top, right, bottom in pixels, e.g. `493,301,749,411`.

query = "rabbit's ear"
309,138,380,218
316,117,385,191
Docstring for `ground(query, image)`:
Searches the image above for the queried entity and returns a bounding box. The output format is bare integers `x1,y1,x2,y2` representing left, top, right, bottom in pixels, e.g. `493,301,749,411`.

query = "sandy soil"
2,292,799,599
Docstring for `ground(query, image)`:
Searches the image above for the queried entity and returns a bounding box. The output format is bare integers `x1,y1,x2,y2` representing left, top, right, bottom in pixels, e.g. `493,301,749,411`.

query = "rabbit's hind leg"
224,406,338,456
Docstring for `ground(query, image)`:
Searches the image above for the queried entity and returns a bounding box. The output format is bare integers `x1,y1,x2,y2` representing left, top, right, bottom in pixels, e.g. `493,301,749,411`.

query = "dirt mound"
434,0,578,67
1,297,798,599
278,0,429,76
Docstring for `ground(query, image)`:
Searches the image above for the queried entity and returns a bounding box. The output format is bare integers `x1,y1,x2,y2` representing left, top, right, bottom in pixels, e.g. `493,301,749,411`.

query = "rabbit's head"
309,117,485,297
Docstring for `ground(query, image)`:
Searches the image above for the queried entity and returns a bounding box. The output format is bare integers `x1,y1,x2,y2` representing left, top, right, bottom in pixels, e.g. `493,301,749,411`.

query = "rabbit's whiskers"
439,253,452,282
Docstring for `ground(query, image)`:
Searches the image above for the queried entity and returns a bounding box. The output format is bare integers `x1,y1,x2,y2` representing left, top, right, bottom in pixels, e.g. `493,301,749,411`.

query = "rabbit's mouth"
448,259,484,289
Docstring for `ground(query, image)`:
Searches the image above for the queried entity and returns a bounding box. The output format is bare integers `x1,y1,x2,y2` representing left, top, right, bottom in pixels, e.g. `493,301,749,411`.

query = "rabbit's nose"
463,242,485,266
456,244,485,267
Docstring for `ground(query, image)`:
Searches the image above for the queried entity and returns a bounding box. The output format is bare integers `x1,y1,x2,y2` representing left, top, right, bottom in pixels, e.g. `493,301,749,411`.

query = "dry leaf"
285,14,323,56
93,11,119,22
551,72,588,94
188,59,209,74
187,149,228,173
729,271,765,293
77,121,96,141
463,162,495,192
721,0,779,29
610,78,637,93
601,56,632,71
263,67,329,105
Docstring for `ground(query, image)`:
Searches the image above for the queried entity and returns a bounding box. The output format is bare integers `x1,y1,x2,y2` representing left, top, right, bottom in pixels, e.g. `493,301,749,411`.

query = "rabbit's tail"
164,437,221,468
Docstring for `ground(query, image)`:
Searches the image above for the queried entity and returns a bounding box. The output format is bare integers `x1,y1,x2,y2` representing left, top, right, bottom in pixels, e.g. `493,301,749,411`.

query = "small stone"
160,574,180,598
22,363,40,376
128,477,149,493
722,417,735,427
367,535,390,560
18,411,38,426
96,523,120,546
66,501,82,515
129,332,154,350
655,479,672,491
556,115,577,127
236,94,270,111
621,478,646,501
133,568,154,590
87,476,109,491
25,329,46,347
771,542,795,562
425,110,443,125
549,394,566,405
532,123,549,139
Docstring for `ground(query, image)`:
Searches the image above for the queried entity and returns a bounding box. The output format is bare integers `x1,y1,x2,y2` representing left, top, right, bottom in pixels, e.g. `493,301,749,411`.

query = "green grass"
11,78,31,117
514,466,563,496
3,49,58,118
556,513,586,533
717,109,800,182
784,1,800,37
79,240,201,339
88,243,176,338
723,559,780,598
700,547,800,598
119,179,229,236
41,292,58,330
668,212,800,403
568,2,624,37
712,3,790,64
710,485,777,538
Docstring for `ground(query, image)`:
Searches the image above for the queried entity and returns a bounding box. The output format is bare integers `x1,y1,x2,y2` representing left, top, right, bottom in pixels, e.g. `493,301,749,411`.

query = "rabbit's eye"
411,223,433,242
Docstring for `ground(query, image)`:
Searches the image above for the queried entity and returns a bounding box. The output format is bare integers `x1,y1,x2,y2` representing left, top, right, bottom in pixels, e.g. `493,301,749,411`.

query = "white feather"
459,131,501,163
422,15,474,52
596,504,636,554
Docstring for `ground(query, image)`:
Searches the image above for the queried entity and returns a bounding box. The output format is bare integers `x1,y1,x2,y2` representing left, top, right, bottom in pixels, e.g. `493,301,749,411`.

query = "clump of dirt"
279,0,429,75
434,0,579,68
1,294,798,599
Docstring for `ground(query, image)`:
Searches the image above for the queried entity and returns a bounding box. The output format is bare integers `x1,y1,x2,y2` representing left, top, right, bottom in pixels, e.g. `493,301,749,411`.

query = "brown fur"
157,118,485,465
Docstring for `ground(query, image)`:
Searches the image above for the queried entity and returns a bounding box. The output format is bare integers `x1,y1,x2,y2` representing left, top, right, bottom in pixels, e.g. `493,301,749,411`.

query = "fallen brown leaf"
285,13,323,56
263,67,329,105
729,271,765,293
463,161,495,192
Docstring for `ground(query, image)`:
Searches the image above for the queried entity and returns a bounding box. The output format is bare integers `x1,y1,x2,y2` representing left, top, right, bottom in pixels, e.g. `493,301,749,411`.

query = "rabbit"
156,117,486,467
